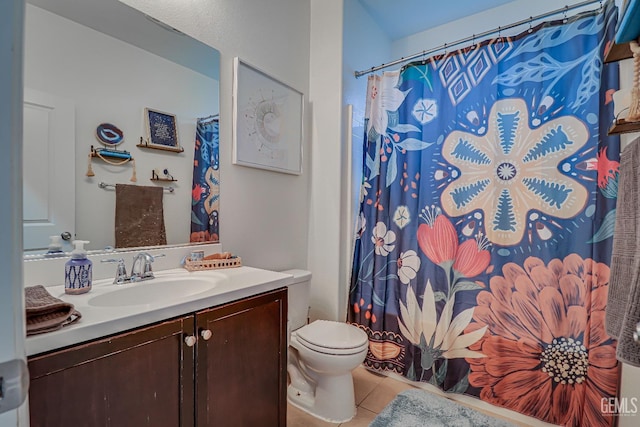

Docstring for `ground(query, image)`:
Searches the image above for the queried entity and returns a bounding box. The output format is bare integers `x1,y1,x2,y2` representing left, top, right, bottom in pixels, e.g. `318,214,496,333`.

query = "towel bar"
98,181,174,193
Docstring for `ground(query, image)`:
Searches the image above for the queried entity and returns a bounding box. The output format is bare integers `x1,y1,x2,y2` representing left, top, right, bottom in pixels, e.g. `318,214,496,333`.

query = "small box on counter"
184,252,242,271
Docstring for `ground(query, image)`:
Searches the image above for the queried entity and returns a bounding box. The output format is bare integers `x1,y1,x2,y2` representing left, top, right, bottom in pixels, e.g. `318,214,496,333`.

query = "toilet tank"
282,269,312,330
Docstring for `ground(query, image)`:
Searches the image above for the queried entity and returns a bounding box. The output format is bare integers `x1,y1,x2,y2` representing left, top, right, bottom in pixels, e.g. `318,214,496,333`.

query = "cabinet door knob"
184,335,197,347
200,329,213,341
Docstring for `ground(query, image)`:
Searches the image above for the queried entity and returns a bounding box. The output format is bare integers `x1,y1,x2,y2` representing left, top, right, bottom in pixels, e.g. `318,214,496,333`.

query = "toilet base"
287,372,357,423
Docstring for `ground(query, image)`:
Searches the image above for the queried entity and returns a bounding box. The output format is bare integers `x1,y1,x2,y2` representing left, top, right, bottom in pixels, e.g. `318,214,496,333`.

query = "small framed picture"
141,107,184,153
232,57,303,175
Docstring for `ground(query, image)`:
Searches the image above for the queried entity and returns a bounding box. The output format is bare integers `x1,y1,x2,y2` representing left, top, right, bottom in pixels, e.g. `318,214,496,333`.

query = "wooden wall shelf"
608,118,640,135
604,41,633,63
89,146,133,161
86,147,136,181
137,142,184,153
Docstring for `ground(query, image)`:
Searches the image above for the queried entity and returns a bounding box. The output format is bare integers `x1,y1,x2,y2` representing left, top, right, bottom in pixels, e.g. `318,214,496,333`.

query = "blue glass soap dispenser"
65,240,92,295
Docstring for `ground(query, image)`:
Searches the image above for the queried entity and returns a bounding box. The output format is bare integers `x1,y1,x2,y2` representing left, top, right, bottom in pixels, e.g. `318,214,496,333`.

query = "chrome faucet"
101,258,129,284
130,252,164,282
102,252,165,284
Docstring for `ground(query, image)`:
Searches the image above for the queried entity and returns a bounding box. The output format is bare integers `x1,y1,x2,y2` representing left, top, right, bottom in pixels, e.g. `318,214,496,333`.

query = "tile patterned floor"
286,366,538,427
287,366,415,427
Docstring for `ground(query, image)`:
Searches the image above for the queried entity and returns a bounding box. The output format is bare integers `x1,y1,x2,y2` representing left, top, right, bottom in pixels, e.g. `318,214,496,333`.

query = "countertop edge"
26,267,293,357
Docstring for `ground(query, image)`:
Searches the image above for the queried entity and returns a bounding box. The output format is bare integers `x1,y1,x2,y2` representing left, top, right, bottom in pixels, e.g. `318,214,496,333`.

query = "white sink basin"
88,276,217,307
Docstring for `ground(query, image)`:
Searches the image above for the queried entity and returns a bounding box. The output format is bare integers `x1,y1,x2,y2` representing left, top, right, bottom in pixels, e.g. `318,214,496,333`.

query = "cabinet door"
28,316,195,427
196,288,287,427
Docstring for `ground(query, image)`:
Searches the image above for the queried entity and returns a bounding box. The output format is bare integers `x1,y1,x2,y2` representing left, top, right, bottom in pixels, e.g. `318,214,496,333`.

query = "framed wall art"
232,57,303,175
139,107,184,153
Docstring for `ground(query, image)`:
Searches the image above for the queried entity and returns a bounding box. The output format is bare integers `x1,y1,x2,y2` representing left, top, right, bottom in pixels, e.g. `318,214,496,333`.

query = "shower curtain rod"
354,0,604,78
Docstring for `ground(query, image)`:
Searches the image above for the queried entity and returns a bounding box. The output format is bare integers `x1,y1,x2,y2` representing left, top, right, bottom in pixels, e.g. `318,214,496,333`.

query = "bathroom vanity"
25,267,290,427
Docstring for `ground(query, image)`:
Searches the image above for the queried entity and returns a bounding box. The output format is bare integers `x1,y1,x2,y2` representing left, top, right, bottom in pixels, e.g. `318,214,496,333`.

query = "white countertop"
26,266,293,357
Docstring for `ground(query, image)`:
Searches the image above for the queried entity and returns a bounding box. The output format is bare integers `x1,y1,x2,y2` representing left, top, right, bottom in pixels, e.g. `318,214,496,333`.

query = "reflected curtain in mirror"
191,116,220,242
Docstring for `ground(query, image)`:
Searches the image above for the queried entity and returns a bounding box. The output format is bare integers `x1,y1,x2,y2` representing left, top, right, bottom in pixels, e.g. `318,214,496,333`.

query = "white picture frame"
232,57,303,175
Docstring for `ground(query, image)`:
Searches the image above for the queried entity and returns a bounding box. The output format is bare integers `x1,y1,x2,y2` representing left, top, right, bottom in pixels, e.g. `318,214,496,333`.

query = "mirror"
23,0,220,256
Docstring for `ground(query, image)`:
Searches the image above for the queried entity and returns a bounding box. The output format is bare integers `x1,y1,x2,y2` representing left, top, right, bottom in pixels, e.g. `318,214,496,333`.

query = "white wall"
119,0,311,274
306,0,345,321
342,0,394,287
392,0,597,59
343,0,392,110
24,4,219,251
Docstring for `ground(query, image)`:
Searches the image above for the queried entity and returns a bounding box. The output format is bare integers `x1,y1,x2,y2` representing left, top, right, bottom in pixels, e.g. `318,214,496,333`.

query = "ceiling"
26,0,219,80
358,0,519,40
29,0,521,74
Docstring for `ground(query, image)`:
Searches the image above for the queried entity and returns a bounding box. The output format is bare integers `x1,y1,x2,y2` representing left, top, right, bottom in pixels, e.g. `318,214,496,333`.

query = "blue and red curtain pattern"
190,116,220,242
349,2,621,425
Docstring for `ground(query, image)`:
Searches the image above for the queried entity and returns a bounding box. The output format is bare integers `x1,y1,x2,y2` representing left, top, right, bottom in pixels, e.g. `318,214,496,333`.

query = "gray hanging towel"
25,285,81,336
115,184,167,248
606,137,640,366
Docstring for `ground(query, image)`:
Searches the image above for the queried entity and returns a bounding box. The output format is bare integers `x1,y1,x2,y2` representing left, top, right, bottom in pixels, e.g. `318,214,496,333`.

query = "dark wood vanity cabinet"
196,289,288,427
27,288,287,427
28,316,195,427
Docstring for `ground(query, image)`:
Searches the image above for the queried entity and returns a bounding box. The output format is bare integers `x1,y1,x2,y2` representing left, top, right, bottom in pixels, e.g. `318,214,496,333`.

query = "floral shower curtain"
190,116,220,242
349,3,621,426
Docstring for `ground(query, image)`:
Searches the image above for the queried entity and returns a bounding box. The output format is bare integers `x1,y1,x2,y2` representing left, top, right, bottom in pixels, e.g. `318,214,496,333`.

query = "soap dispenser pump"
65,240,92,295
45,235,64,257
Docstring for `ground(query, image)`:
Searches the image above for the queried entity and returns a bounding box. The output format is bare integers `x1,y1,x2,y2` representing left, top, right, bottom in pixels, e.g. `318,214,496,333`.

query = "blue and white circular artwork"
96,123,124,146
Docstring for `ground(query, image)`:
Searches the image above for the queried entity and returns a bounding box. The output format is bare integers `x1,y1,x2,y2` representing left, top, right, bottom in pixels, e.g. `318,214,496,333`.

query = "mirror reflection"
23,0,220,255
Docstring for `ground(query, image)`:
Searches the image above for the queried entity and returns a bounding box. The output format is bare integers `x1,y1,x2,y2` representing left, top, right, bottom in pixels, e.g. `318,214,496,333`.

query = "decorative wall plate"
232,57,303,175
96,123,124,146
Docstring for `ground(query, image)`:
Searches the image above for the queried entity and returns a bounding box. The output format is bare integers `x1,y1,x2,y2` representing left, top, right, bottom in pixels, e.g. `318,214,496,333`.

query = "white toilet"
284,269,369,423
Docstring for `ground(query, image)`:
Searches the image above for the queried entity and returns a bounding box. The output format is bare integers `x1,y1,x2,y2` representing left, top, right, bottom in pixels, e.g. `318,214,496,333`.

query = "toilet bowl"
283,270,369,423
287,320,369,423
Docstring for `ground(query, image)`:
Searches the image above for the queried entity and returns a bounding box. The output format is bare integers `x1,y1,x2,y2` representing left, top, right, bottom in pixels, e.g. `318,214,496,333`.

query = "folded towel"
25,285,81,336
115,184,167,248
606,137,640,366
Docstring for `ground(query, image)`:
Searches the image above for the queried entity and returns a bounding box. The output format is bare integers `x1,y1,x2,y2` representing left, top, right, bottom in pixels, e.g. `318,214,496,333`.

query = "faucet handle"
145,253,165,273
101,258,128,284
133,253,165,280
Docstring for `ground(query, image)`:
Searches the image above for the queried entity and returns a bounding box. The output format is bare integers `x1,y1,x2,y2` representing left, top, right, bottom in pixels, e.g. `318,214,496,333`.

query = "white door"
0,0,29,425
23,88,75,252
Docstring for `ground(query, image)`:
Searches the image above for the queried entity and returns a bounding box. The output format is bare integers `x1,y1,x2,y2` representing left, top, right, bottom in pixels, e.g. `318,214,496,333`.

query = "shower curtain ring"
563,6,568,23
528,17,533,33
497,26,502,42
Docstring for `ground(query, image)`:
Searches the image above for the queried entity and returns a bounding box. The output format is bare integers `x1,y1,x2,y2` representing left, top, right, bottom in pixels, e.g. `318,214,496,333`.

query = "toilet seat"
294,320,368,355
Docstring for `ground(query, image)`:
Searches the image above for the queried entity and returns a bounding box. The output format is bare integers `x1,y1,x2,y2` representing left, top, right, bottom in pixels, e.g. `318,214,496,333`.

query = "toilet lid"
296,320,368,351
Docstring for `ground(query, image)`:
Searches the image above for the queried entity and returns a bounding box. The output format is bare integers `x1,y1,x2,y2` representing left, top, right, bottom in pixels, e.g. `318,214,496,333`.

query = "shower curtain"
190,116,220,242
349,3,621,426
